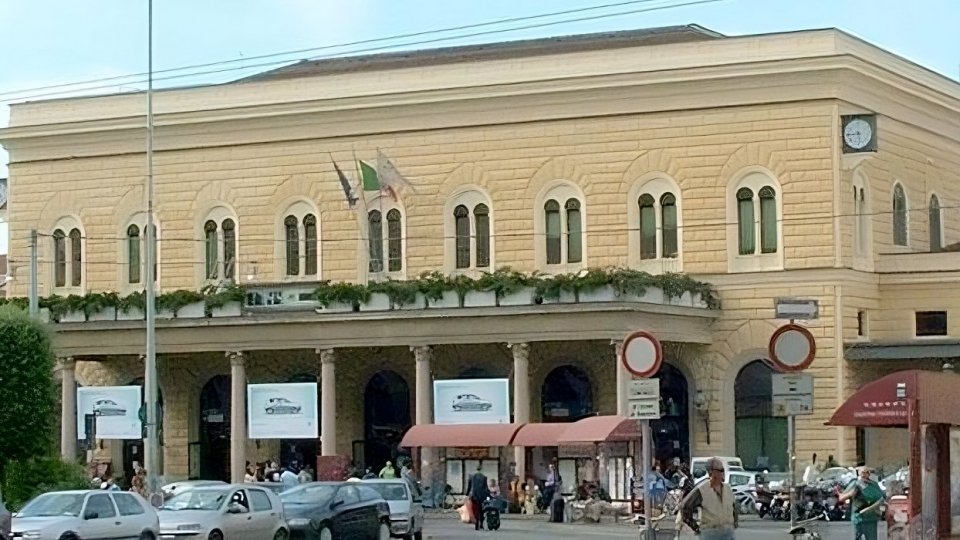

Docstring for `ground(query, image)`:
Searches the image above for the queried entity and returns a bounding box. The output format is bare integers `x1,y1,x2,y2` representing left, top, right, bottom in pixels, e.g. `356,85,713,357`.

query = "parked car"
11,490,158,540
92,399,126,416
690,456,745,480
159,484,288,540
161,480,227,501
249,483,289,496
265,397,302,415
0,491,11,540
280,482,391,540
362,479,424,540
451,394,492,412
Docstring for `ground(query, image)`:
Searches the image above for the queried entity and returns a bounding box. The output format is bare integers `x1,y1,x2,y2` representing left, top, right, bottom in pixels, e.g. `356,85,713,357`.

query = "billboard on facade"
76,386,142,440
247,383,319,439
433,378,510,425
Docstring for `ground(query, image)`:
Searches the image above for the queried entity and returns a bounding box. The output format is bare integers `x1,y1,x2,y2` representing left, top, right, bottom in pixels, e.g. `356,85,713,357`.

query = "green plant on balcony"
368,280,420,308
39,295,67,320
202,284,247,310
477,267,530,301
118,291,146,313
313,281,370,309
446,274,479,306
534,272,579,301
156,290,204,315
656,272,700,301
415,271,449,302
608,268,655,297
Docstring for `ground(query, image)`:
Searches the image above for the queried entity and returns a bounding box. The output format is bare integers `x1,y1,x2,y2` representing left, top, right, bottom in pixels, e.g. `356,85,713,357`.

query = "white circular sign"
621,330,663,378
768,324,816,372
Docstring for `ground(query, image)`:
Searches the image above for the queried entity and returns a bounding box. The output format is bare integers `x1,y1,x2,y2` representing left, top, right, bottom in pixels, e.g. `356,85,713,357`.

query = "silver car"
451,394,492,412
11,490,159,540
264,397,302,415
92,399,126,416
361,480,423,540
158,484,288,540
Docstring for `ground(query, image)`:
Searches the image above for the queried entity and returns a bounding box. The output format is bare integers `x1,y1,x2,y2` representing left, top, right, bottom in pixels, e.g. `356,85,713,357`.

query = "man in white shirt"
280,462,300,491
680,457,738,539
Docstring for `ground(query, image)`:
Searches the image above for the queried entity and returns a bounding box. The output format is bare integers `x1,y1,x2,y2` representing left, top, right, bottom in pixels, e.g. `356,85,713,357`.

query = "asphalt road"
422,515,888,539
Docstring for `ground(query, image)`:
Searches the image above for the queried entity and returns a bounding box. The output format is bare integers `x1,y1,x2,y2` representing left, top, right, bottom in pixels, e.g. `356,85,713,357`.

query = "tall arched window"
474,203,490,268
736,188,755,255
127,225,141,284
454,205,470,269
284,215,299,276
368,210,383,273
221,219,236,280
537,183,586,269
544,200,561,264
893,184,908,246
735,182,778,256
387,209,403,272
759,187,777,254
202,209,238,282
204,220,218,279
929,194,942,252
639,194,656,259
53,229,67,287
69,229,82,287
304,214,318,276
565,199,582,263
660,193,678,258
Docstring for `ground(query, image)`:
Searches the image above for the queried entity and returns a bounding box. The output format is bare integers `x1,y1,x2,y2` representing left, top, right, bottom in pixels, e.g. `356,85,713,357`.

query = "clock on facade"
841,114,877,153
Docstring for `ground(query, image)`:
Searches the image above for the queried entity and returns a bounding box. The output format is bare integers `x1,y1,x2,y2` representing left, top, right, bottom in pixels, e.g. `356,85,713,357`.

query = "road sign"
768,323,817,372
629,379,659,399
775,298,819,320
628,399,661,420
628,378,661,420
620,330,663,378
772,373,813,416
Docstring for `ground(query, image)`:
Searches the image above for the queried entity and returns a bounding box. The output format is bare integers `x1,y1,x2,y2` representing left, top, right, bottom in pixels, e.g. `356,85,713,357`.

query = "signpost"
619,330,662,540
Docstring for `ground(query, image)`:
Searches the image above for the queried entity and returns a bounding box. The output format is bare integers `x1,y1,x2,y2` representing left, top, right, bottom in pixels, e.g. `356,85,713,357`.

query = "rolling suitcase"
550,498,564,523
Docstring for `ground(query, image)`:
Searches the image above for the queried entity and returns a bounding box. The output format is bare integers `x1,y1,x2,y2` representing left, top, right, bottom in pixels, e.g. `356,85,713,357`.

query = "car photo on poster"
92,398,126,416
452,393,493,412
264,397,302,415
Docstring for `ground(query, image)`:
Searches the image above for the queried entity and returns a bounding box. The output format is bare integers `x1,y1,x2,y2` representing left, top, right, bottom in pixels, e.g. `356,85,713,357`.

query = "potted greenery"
419,272,458,309
86,292,120,322
477,268,533,307
313,282,369,313
534,273,579,304
358,282,391,312
606,268,659,303
203,285,246,318
58,294,88,323
118,291,146,320
576,268,618,303
443,274,483,308
157,290,205,319
369,280,423,310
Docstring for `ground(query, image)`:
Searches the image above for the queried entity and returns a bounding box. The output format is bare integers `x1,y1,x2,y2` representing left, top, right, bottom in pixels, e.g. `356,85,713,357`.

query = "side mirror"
84,511,99,520
226,503,247,514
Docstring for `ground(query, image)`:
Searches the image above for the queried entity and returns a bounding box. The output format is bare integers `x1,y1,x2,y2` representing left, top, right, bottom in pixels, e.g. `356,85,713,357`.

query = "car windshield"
365,484,407,501
19,493,85,518
281,485,337,505
163,488,229,511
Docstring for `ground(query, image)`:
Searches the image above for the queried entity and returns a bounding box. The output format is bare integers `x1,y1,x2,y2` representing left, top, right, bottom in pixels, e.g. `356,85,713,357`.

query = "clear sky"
1,0,958,254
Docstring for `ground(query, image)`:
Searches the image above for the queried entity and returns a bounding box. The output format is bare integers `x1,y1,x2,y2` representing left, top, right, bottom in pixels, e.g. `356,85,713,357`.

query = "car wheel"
208,530,224,540
377,522,390,540
266,408,275,414
319,526,333,540
59,533,79,540
139,532,156,540
272,528,288,540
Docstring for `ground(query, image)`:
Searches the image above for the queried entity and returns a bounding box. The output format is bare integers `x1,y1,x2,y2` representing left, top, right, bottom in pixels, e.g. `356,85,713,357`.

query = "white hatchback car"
362,480,424,540
158,484,287,540
11,490,159,540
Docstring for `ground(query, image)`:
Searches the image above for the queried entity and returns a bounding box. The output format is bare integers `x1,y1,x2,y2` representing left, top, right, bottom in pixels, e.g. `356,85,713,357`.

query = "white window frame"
891,182,910,249
51,215,85,294
928,192,944,252
444,187,494,274
364,194,406,280
198,205,240,286
852,171,873,269
627,174,683,273
726,168,783,273
276,199,321,281
119,212,161,293
534,181,587,273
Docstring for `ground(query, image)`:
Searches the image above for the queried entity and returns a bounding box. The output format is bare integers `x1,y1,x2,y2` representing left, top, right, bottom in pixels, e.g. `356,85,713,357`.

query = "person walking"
839,466,884,540
466,465,490,531
379,461,397,479
280,462,300,492
542,462,562,512
680,457,738,539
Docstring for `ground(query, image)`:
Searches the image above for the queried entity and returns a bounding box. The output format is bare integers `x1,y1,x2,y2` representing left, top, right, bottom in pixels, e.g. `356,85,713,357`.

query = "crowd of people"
243,460,315,488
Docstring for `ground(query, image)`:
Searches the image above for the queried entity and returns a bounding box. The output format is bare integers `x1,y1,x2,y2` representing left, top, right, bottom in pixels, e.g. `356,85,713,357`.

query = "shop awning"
511,423,570,447
557,415,641,443
399,423,523,448
826,369,960,427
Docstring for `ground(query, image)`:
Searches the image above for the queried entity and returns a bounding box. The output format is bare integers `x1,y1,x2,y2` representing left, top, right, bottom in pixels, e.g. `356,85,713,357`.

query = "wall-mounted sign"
768,323,817,372
628,378,661,420
433,379,510,425
772,373,814,417
247,383,319,439
77,386,142,440
620,330,663,378
774,298,820,320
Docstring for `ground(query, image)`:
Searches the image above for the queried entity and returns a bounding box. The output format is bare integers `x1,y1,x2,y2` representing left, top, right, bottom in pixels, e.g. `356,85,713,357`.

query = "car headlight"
391,513,410,521
287,518,313,529
177,524,202,531
21,531,42,540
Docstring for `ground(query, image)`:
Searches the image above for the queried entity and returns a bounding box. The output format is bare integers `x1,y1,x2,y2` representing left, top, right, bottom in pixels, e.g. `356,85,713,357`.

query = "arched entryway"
364,371,411,473
735,360,788,471
541,365,593,423
122,378,164,487
279,373,320,470
199,375,231,481
651,364,689,464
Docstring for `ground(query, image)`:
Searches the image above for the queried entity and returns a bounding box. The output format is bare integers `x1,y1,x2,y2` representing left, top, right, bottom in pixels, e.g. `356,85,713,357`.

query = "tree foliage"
0,306,56,472
1,458,90,511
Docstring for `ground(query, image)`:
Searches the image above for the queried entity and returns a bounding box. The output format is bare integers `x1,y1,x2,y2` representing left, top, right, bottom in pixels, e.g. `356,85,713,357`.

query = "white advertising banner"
76,386,142,440
433,378,510,425
247,383,319,439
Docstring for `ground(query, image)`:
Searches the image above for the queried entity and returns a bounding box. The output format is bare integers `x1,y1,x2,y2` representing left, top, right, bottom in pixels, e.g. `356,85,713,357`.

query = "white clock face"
843,118,873,150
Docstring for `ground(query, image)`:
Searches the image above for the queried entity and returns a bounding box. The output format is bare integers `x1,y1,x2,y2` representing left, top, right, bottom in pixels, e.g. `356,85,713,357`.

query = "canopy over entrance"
826,369,960,427
399,423,522,448
557,415,641,443
512,423,570,447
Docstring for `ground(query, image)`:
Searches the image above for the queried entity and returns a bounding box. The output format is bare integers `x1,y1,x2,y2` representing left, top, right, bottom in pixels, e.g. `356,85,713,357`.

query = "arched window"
734,182,778,256
893,184,908,246
284,215,299,276
387,209,403,272
544,200,561,265
454,205,470,269
202,209,238,283
368,210,383,273
474,203,490,268
303,214,318,276
68,229,82,287
735,360,787,471
639,194,656,260
660,193,678,258
53,229,67,287
537,183,585,269
565,199,582,263
736,188,755,255
204,220,218,279
929,194,942,252
759,186,777,254
127,225,141,284
221,219,236,280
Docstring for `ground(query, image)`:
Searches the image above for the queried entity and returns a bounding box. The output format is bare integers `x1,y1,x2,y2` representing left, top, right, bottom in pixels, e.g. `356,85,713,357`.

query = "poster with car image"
247,382,318,439
433,378,510,424
76,386,142,440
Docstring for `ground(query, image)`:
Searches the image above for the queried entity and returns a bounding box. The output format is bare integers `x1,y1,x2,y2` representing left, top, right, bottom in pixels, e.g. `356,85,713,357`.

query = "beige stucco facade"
3,26,960,484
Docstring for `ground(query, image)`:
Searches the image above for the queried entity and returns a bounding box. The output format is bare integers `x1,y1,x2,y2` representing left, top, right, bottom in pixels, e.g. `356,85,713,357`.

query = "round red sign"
620,330,663,378
768,323,817,372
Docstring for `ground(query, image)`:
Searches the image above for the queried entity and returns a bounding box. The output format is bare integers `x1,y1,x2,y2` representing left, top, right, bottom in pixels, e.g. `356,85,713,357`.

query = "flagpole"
353,151,370,283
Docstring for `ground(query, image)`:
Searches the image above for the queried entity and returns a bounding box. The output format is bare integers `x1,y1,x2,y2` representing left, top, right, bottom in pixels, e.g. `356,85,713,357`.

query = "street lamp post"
143,0,160,497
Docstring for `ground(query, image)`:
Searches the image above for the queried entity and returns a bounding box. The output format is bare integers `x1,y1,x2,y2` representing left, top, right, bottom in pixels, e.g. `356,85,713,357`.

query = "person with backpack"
839,466,885,540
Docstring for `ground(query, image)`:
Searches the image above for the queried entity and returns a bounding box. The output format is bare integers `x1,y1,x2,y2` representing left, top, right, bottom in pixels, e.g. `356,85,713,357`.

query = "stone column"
510,342,530,480
58,357,78,461
228,351,247,483
613,340,629,417
318,349,337,456
412,346,435,485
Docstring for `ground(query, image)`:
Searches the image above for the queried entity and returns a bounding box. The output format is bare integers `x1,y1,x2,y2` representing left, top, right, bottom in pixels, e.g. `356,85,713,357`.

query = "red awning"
557,415,641,443
400,423,523,448
511,423,570,447
827,369,960,427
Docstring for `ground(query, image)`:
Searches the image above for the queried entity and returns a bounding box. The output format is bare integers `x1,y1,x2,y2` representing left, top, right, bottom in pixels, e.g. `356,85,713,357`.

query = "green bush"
1,458,90,511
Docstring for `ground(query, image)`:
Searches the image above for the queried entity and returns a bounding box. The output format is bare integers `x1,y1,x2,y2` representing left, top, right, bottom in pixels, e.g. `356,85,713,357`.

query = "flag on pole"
331,156,358,207
358,150,416,201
